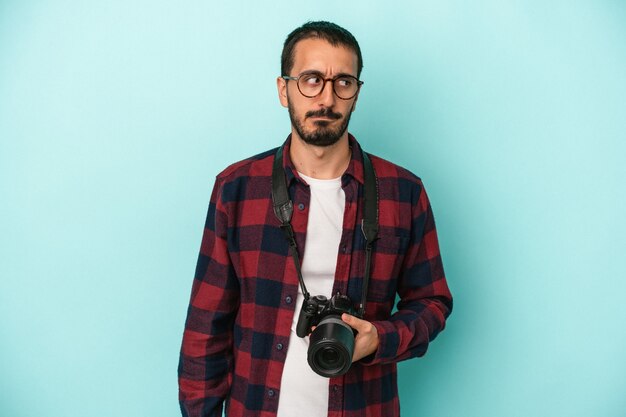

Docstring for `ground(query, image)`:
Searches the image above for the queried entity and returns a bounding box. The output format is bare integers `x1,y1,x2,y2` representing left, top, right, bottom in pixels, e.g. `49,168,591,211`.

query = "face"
277,38,360,147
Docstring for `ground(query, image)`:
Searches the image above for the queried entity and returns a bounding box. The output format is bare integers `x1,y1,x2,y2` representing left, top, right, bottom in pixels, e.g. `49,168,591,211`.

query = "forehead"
291,38,358,76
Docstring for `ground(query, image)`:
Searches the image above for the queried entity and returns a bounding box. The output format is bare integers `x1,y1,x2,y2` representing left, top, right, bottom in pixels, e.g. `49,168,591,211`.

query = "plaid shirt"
179,134,453,417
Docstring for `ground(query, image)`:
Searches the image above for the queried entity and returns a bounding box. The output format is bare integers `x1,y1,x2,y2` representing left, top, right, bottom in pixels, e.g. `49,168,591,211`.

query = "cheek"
286,91,302,110
289,99,310,118
347,98,358,112
337,102,354,117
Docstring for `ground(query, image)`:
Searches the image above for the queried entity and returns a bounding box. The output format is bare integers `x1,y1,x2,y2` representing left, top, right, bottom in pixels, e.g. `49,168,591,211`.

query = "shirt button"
332,385,339,392
285,296,293,304
341,245,347,253
297,203,305,210
268,389,276,397
276,343,284,351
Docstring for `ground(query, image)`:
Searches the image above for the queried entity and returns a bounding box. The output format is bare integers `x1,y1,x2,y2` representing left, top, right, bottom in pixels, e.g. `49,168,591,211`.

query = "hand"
341,313,379,362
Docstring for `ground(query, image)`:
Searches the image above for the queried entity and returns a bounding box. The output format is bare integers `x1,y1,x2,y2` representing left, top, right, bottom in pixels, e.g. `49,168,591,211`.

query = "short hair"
281,21,363,78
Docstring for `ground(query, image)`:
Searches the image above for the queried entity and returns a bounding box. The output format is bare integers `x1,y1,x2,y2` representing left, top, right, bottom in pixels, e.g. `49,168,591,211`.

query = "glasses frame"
281,72,364,100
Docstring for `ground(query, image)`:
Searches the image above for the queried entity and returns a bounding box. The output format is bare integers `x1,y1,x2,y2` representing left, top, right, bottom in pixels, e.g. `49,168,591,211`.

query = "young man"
179,21,453,417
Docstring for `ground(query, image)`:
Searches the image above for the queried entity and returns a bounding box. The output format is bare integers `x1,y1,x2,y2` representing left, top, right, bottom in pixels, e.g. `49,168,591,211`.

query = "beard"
288,103,352,147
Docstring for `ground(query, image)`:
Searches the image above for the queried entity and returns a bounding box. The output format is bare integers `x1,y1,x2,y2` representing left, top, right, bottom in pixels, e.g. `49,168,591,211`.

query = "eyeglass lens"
297,73,359,99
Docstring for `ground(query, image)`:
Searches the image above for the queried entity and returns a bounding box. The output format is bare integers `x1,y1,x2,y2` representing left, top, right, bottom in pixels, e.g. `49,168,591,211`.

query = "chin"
300,132,343,147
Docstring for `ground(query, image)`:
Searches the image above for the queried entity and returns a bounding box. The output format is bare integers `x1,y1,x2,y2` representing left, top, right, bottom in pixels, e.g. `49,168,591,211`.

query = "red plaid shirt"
179,134,453,417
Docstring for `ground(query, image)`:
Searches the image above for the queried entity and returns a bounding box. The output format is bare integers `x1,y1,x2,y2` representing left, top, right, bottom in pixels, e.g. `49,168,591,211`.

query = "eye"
302,74,322,85
336,77,354,88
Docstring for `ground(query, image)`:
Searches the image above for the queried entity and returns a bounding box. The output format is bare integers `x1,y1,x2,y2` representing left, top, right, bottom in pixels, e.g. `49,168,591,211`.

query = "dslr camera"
296,292,358,377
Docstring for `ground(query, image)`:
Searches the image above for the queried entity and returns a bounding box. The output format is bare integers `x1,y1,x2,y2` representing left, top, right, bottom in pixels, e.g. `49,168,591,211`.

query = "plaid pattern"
179,134,453,417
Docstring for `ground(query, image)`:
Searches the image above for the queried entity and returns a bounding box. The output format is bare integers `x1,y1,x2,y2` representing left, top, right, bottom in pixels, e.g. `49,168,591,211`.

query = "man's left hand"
341,313,379,362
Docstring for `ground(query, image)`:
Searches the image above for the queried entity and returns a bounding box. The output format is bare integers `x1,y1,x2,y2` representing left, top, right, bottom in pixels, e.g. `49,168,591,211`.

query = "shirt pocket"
374,233,410,254
366,233,410,304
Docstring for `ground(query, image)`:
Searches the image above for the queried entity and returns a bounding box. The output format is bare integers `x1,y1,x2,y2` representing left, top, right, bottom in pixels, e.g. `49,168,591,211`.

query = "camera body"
296,293,359,377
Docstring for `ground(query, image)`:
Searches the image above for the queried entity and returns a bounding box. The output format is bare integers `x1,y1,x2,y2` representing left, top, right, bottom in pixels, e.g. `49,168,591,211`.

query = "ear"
277,77,289,108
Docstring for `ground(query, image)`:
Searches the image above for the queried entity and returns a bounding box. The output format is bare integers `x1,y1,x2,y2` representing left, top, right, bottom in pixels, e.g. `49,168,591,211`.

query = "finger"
341,313,367,331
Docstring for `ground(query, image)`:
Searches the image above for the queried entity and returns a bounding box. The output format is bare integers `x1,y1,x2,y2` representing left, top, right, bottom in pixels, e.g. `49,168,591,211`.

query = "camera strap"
271,144,378,317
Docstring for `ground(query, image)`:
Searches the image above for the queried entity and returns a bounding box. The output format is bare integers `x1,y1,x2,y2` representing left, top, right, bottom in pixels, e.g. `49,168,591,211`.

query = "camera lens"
307,315,355,377
320,347,340,366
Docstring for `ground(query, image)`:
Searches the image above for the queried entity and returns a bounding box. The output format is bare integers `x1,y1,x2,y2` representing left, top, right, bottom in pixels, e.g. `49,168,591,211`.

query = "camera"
296,292,358,377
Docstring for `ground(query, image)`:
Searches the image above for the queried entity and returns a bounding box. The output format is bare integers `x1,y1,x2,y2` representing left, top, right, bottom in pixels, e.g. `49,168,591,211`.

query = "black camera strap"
271,144,378,317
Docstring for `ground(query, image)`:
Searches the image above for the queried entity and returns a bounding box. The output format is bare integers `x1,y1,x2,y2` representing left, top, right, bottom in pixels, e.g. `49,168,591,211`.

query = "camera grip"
296,303,316,338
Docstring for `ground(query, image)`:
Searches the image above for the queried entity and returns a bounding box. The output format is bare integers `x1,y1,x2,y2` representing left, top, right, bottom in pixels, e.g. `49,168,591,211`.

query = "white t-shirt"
276,173,345,417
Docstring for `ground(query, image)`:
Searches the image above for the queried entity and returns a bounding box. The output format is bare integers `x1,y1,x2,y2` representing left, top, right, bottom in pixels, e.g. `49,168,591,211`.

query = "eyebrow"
299,69,358,78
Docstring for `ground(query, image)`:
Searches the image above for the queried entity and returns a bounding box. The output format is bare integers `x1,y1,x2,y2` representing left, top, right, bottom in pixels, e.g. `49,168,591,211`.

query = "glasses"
282,71,363,100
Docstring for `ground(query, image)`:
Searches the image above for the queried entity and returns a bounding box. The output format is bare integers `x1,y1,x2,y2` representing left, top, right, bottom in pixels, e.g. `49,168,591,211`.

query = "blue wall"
1,1,625,416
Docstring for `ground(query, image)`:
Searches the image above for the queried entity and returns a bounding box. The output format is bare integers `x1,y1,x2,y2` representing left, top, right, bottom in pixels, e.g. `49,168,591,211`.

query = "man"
179,21,452,417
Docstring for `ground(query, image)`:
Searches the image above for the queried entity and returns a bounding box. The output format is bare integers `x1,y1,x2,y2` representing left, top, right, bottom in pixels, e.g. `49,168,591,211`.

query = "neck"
289,133,351,179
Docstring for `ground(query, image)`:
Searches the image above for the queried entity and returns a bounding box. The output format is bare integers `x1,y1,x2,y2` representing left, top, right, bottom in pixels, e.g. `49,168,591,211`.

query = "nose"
317,79,336,107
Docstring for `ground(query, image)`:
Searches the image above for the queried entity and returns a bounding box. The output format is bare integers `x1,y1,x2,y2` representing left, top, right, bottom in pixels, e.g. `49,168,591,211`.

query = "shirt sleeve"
363,180,453,365
178,176,240,417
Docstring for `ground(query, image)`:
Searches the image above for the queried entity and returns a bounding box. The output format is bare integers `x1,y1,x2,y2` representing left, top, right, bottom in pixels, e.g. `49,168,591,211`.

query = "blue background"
1,1,625,416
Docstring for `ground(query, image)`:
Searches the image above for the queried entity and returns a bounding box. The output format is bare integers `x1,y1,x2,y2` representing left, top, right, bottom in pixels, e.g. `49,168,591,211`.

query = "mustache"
306,108,342,120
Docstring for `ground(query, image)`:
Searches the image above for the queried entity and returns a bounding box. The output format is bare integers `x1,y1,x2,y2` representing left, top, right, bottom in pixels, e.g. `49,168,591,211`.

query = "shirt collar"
281,133,366,186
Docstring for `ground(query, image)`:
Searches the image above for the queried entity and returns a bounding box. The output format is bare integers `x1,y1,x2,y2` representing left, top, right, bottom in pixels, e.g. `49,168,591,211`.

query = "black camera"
296,293,358,377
